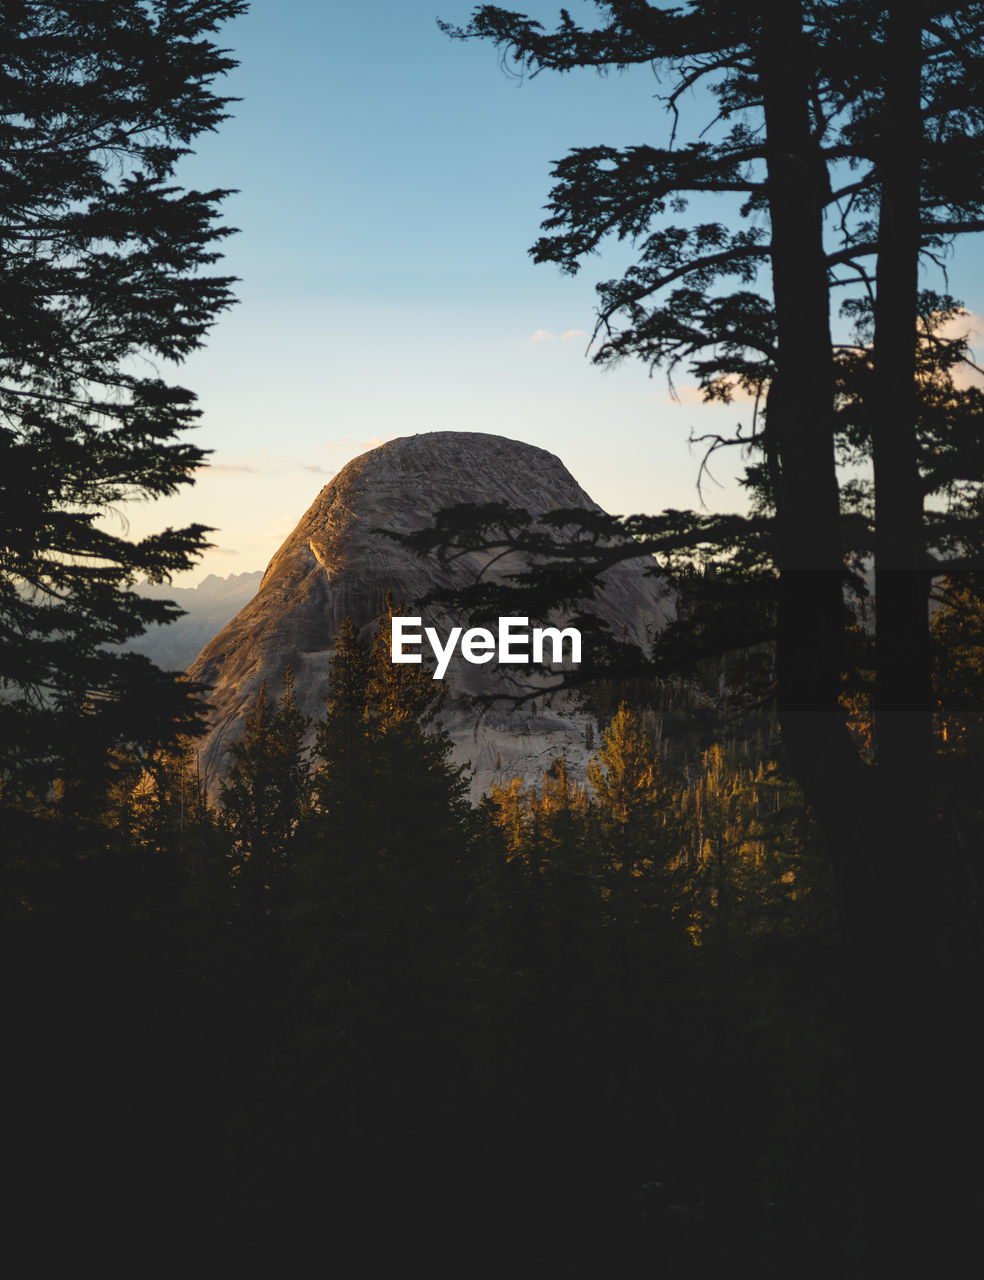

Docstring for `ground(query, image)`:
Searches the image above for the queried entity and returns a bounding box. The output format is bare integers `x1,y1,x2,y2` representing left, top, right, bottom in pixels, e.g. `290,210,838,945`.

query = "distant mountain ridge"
184,432,673,799
130,571,263,671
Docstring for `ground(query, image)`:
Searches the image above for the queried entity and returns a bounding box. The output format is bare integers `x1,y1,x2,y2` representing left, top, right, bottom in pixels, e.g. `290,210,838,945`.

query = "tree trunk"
761,3,951,1272
760,3,865,812
861,2,959,1270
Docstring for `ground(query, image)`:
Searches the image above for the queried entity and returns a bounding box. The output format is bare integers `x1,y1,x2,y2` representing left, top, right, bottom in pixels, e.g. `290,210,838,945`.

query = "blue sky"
125,2,984,583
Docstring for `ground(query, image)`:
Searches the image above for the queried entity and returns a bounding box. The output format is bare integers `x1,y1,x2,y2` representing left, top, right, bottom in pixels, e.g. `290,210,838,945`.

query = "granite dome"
186,432,674,797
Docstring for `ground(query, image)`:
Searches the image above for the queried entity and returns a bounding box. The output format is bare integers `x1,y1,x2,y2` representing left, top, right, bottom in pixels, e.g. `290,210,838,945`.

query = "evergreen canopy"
434,4,984,1267
0,0,246,793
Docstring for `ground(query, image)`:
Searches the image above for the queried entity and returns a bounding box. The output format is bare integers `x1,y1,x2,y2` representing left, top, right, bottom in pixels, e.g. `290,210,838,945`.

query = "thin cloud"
664,385,709,406
324,435,394,451
926,309,984,389
531,328,589,343
206,454,355,477
933,308,984,345
951,363,984,391
665,382,759,406
668,385,707,406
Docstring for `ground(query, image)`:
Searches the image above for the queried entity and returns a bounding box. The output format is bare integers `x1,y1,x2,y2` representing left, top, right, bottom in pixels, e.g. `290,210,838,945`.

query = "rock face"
186,432,673,798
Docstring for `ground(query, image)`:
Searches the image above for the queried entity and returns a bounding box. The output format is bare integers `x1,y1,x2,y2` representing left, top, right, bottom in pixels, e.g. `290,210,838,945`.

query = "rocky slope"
186,432,674,798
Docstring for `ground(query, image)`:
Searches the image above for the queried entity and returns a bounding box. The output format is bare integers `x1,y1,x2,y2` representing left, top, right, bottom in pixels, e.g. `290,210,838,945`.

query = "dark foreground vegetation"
6,586,982,1276
5,607,858,1276
6,2,984,1274
7,583,984,1278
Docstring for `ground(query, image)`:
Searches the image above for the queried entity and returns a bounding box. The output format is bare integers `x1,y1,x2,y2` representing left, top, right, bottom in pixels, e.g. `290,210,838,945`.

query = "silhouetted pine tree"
226,604,474,1268
588,702,678,935
0,1,245,795
221,668,310,906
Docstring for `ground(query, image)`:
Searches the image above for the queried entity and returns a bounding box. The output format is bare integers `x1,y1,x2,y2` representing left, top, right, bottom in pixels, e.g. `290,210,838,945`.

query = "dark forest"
5,3,984,1275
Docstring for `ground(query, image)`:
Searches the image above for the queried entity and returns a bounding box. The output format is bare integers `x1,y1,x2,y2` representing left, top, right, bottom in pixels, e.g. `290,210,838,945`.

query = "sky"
120,1,984,584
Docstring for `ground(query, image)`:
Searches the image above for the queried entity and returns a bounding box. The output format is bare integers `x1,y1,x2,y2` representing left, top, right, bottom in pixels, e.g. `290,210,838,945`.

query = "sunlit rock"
186,432,673,798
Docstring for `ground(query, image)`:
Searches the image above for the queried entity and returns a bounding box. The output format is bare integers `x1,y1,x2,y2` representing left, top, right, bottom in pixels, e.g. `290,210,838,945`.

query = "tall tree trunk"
762,3,949,1272
872,0,930,759
760,4,863,813
862,2,958,1269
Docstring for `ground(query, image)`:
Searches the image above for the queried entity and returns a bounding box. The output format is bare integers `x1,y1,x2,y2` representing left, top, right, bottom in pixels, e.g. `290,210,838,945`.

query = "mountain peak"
187,432,673,797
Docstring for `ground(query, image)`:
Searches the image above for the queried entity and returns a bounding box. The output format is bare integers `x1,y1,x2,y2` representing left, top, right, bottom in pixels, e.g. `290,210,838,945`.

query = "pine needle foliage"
220,669,311,899
0,0,246,791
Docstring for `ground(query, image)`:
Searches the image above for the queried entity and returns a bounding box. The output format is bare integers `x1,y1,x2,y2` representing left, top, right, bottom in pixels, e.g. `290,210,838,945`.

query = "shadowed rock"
186,431,673,798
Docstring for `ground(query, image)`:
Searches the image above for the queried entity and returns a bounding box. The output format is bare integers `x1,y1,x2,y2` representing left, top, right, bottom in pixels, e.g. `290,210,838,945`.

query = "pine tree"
300,602,471,983
221,669,311,903
0,0,246,793
588,702,669,897
438,8,984,1262
588,704,660,826
310,615,372,820
274,606,475,1260
364,596,471,861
